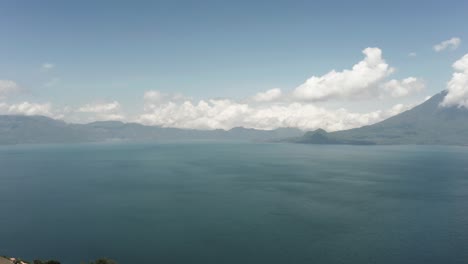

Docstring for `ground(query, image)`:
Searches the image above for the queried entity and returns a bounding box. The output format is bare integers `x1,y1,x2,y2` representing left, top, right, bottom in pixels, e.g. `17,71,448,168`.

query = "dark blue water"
1,142,468,264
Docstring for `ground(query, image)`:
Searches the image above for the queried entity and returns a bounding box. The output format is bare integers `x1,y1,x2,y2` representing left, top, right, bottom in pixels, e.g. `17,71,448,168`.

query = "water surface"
1,142,467,263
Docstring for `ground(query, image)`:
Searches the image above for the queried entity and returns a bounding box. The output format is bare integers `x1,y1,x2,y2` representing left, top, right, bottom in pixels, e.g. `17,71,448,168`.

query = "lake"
1,142,467,263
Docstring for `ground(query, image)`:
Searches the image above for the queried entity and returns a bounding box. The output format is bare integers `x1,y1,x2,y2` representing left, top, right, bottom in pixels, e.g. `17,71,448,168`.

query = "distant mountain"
293,91,468,145
0,115,88,145
3,91,467,146
0,115,303,145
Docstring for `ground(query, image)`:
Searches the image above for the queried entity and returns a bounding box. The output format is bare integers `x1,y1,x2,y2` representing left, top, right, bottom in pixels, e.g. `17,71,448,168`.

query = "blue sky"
1,0,467,130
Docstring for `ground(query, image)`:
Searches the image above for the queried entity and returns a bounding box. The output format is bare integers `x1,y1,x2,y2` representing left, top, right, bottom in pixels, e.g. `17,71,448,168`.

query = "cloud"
41,63,55,71
0,47,427,131
408,52,417,57
144,90,165,103
143,90,187,105
441,54,468,108
0,80,20,99
0,101,66,120
290,48,424,101
137,95,415,132
292,48,395,101
133,47,426,131
380,77,425,98
78,101,124,121
433,37,461,52
2,102,54,117
78,101,120,113
251,88,282,102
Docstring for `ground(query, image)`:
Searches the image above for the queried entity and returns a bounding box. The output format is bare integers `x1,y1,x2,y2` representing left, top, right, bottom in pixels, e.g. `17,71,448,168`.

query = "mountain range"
0,115,303,145
1,90,467,146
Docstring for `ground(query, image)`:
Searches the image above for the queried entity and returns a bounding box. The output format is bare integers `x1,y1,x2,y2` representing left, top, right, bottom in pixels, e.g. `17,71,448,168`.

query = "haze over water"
1,142,468,264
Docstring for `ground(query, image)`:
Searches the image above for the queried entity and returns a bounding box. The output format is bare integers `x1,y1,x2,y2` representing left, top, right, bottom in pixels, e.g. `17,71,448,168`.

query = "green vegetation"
32,259,118,264
1,257,117,264
33,261,60,264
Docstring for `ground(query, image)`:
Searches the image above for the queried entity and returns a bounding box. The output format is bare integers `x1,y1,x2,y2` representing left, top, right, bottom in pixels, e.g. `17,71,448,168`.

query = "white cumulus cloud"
137,95,415,132
135,47,426,131
143,90,187,105
380,77,425,98
441,54,468,108
144,90,165,103
77,101,124,121
251,88,282,102
292,48,395,101
2,102,54,117
433,37,461,52
1,47,428,131
78,101,120,113
0,80,20,99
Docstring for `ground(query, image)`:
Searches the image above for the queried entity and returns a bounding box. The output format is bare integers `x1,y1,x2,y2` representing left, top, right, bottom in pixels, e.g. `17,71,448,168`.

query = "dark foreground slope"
294,91,468,145
0,116,303,145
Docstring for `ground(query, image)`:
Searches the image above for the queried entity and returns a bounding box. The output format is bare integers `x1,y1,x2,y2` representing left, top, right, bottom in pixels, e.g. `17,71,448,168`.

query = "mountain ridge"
2,90,468,145
292,90,468,145
0,115,304,145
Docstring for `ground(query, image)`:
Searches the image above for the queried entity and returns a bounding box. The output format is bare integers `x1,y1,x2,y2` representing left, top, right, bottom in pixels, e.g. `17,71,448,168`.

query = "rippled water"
1,142,467,263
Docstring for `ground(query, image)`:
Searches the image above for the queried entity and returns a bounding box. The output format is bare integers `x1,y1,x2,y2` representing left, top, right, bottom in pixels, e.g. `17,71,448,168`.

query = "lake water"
1,142,468,264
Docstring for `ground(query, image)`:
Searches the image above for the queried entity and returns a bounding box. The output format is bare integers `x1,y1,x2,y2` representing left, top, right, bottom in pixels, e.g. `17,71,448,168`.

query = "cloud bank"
135,48,424,131
1,47,427,131
137,96,413,131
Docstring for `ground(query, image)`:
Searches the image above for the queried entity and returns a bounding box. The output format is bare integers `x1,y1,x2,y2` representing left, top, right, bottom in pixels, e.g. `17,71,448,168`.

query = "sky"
1,0,468,131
